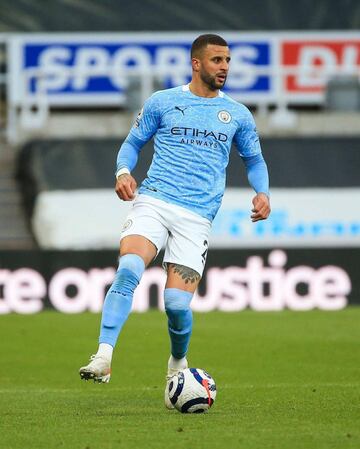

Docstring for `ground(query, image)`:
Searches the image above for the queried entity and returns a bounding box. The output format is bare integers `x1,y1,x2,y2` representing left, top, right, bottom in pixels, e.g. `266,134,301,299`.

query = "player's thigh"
163,213,211,293
120,196,169,266
120,235,157,267
165,263,201,293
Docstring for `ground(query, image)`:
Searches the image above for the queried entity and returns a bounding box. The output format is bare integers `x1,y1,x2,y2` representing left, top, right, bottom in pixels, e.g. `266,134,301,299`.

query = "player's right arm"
115,93,161,201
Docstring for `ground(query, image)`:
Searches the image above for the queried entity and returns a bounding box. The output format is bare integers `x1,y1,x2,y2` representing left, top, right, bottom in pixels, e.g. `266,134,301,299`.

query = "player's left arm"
234,109,271,222
242,154,270,222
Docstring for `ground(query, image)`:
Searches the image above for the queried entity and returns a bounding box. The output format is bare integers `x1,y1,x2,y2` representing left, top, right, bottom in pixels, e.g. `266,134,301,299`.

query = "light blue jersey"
117,84,267,221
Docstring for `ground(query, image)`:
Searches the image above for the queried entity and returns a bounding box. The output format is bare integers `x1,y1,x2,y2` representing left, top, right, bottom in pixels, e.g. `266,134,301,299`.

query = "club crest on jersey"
218,110,231,124
134,108,144,128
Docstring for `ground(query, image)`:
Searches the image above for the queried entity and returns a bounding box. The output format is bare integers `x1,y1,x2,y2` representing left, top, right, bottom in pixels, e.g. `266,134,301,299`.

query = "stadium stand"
0,138,35,248
0,0,359,31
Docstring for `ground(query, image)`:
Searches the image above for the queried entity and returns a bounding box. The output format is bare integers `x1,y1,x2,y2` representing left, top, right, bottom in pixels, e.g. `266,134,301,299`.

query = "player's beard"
200,69,227,91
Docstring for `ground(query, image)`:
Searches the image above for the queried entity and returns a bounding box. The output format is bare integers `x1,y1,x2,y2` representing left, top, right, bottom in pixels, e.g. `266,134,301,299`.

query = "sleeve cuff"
115,167,130,179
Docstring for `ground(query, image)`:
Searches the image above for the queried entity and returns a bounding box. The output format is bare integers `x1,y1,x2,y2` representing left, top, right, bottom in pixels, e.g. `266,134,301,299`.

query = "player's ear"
191,57,201,72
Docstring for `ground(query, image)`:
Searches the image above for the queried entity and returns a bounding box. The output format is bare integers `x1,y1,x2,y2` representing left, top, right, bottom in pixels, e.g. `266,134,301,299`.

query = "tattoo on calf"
169,263,200,284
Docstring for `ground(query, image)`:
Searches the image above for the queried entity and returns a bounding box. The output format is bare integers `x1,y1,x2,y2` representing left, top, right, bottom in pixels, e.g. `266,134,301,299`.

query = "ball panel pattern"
167,368,216,414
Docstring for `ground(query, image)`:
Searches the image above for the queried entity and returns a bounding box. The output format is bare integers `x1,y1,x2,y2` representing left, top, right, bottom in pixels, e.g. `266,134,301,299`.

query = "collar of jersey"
182,84,224,98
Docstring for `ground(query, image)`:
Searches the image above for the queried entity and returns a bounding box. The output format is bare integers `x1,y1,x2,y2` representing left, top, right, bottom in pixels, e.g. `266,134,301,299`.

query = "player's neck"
188,81,219,98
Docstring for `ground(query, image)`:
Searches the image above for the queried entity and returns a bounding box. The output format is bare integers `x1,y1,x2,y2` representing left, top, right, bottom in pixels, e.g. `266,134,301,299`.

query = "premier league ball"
167,368,217,413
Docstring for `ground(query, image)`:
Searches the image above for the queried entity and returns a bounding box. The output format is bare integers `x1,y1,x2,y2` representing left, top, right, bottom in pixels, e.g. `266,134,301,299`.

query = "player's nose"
220,60,229,71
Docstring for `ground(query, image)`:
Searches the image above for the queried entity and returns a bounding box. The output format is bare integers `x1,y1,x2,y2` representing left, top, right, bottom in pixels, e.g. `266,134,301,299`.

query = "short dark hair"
191,34,228,58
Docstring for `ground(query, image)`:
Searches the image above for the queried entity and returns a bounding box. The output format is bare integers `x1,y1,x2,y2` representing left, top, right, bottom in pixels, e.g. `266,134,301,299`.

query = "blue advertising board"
9,33,274,106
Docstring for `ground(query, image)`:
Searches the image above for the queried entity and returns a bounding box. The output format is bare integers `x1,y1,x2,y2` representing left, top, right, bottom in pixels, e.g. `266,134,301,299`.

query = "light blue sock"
99,254,145,347
164,288,193,360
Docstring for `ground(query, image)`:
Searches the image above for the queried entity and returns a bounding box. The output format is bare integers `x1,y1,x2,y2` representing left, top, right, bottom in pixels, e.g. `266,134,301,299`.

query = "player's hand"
115,174,137,201
251,192,270,222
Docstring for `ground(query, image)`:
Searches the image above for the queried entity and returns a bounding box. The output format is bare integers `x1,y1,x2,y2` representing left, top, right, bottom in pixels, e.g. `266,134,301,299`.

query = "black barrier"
18,137,360,193
0,248,358,313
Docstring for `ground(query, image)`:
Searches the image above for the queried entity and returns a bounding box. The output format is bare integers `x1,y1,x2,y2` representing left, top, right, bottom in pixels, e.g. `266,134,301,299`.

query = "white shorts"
120,194,211,276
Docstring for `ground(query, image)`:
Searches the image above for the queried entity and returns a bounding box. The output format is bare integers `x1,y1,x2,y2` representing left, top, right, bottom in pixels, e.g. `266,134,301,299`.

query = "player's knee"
164,288,193,331
111,253,145,296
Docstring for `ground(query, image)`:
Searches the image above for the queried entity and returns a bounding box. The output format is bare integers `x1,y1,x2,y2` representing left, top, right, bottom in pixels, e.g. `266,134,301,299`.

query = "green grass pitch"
1,309,359,449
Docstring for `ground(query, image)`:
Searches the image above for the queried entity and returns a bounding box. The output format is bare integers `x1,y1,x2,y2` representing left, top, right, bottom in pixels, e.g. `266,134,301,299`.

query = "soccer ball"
167,368,217,413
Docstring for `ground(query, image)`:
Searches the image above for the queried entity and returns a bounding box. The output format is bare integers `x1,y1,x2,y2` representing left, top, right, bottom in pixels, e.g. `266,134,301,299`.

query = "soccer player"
79,34,270,408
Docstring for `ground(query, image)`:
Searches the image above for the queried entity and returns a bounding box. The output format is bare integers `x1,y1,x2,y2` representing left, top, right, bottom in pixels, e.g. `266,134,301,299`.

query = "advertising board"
8,32,274,106
212,188,360,248
8,32,360,108
0,249,357,314
31,188,360,249
281,36,360,102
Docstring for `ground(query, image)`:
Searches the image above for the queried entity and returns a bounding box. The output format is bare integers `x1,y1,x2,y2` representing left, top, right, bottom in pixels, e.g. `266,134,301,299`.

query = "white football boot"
79,355,111,383
164,356,188,409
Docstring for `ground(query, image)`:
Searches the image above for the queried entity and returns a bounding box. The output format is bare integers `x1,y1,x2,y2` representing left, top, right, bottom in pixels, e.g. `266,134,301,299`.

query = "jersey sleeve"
128,92,162,143
242,153,269,196
233,106,269,195
115,92,162,173
233,107,261,157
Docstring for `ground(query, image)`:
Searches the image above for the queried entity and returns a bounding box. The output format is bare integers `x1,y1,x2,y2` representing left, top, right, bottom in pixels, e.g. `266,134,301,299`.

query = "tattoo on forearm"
169,263,200,284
